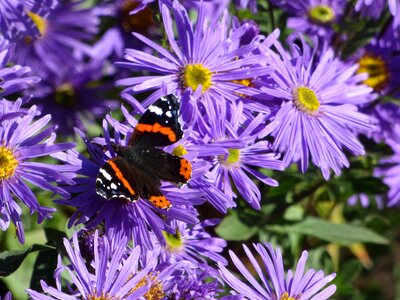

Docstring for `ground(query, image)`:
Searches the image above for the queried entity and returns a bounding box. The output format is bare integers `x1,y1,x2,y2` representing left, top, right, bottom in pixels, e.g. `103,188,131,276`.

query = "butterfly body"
95,94,192,209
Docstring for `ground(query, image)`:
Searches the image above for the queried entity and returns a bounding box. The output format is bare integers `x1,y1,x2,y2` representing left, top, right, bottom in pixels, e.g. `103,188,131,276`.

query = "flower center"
87,294,119,300
181,64,212,93
27,11,47,36
55,83,76,107
163,229,184,252
356,54,389,91
280,292,298,300
130,272,164,300
218,148,241,166
172,145,188,156
120,0,154,34
292,86,320,115
0,146,18,181
308,5,335,24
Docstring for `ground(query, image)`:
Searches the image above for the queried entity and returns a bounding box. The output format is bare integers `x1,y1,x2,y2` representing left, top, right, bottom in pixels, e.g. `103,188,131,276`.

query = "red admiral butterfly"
95,94,192,209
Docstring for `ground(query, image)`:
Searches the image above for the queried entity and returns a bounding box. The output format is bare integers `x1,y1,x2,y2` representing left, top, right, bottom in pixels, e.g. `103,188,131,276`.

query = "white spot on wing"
165,111,172,118
111,183,118,190
100,168,112,181
148,105,164,116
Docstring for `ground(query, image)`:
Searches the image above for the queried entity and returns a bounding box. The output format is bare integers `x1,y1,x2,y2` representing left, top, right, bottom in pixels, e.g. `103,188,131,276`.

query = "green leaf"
0,244,55,277
216,212,258,241
267,217,389,245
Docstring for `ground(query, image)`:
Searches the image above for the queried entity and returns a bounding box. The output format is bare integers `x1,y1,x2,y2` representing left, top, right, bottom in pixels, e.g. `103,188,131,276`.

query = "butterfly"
95,94,192,209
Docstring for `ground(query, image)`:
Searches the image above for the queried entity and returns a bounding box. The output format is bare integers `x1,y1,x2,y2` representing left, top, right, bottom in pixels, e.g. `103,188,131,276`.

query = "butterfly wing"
141,147,192,185
129,94,183,148
96,156,172,209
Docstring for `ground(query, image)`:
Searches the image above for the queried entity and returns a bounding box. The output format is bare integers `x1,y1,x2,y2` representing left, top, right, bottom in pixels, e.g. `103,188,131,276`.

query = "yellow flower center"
218,149,241,166
308,5,335,24
280,292,297,300
87,294,119,300
172,145,188,156
356,54,390,91
55,83,76,107
163,229,183,252
181,64,212,93
130,272,164,300
27,11,47,36
120,0,154,34
292,86,320,115
0,146,18,181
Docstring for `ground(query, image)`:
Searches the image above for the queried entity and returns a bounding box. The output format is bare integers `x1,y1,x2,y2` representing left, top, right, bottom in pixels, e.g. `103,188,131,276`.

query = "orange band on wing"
136,122,177,142
180,158,192,181
149,195,171,209
107,160,135,196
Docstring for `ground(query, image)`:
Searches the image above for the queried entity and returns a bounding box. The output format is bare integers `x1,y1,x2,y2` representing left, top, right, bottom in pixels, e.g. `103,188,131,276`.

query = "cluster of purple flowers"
1,0,399,298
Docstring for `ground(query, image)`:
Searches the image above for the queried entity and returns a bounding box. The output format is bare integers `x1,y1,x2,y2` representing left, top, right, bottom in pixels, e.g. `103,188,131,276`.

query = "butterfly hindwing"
140,147,192,185
129,94,183,148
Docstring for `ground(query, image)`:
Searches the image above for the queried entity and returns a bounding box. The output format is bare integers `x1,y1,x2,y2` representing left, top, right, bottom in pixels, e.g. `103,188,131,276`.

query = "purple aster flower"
258,33,374,179
347,193,384,209
197,97,283,210
219,242,337,300
356,0,400,28
27,231,174,299
159,219,227,266
271,0,346,40
0,36,40,97
369,102,400,143
11,0,100,78
161,261,240,299
31,58,118,134
0,99,76,243
0,0,57,41
56,113,199,250
117,0,273,118
374,141,400,207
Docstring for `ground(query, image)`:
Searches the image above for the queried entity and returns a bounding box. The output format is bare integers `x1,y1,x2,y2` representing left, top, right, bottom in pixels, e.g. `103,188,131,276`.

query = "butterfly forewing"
129,94,183,148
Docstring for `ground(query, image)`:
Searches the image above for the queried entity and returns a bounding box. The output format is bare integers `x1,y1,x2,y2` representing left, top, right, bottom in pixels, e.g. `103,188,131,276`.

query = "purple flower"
27,231,173,299
31,58,118,134
159,219,227,265
117,1,273,118
234,0,257,12
0,0,57,41
56,114,199,250
271,0,346,40
258,33,374,179
356,0,400,28
198,97,283,210
219,242,337,300
0,36,40,97
11,0,100,78
353,40,400,96
161,261,239,300
375,141,400,207
369,102,400,143
0,99,76,243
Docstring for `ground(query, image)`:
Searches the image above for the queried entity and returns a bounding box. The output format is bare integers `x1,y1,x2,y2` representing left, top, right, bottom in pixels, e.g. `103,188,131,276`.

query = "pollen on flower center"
292,86,320,115
308,5,335,24
172,144,188,156
129,272,165,300
0,146,18,181
27,11,47,36
163,229,184,252
87,292,119,300
218,149,241,166
356,54,389,91
280,292,298,300
181,64,212,93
